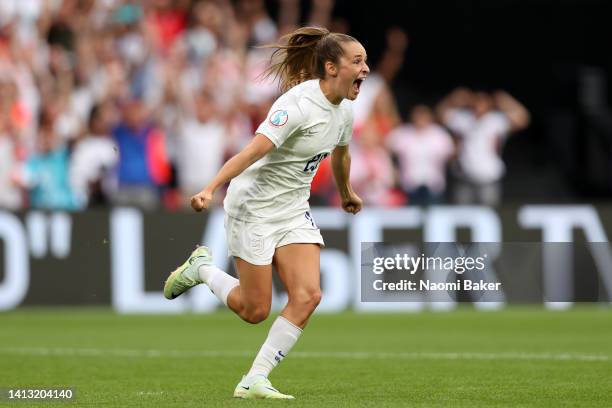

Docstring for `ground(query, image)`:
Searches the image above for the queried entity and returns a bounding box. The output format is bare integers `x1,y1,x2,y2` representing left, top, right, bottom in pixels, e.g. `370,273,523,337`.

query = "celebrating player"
164,26,368,399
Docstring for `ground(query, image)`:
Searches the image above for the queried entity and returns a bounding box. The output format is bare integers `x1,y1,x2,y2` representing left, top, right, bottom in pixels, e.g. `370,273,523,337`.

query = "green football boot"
163,246,212,299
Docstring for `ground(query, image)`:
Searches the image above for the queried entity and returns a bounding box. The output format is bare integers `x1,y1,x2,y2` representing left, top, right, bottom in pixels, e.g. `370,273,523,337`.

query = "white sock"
198,265,239,307
246,316,303,379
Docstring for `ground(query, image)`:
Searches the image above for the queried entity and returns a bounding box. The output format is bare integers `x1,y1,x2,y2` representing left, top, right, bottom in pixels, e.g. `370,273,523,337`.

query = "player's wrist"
339,185,354,200
203,184,217,195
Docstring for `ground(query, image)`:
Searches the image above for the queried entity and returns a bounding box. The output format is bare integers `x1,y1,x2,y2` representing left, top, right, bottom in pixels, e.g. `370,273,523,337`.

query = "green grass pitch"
0,307,611,407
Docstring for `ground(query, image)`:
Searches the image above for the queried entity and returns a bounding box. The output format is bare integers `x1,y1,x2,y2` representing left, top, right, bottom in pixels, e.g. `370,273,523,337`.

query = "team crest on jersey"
269,110,289,127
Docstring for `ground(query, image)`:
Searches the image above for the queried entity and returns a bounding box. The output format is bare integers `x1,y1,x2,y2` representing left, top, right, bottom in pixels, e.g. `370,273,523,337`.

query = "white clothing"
387,124,454,193
224,211,324,266
349,145,394,206
176,118,226,196
198,264,239,307
246,316,302,378
69,135,118,207
445,109,511,184
224,79,353,223
0,136,21,209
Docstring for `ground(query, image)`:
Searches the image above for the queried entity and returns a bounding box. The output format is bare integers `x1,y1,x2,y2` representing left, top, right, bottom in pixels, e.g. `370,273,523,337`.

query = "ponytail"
262,26,358,92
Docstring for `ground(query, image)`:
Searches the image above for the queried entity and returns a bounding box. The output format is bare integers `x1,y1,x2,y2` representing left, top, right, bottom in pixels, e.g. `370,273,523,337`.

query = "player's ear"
325,60,338,77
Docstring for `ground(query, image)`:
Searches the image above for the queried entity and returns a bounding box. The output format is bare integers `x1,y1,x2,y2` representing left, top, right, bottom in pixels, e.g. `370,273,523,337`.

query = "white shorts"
224,211,325,265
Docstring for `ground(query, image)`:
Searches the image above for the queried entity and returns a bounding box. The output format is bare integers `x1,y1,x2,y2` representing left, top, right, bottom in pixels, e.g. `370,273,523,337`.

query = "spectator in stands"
175,89,227,200
237,0,278,46
17,109,79,210
0,77,27,210
387,105,455,205
352,26,406,138
309,23,407,207
0,116,20,210
70,102,119,208
111,98,171,209
350,121,405,207
437,88,530,206
0,0,445,212
144,0,188,54
184,0,221,64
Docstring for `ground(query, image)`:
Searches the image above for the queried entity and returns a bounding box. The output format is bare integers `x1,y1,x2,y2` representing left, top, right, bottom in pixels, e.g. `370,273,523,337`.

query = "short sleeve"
337,105,354,146
255,93,304,147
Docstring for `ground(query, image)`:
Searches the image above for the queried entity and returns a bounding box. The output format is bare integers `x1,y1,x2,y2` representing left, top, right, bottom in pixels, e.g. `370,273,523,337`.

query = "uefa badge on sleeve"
269,110,289,127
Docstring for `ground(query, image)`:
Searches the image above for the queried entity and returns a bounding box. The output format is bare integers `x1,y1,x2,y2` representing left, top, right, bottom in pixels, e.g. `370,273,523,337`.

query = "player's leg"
226,258,272,324
275,243,321,328
235,243,321,400
165,214,275,323
164,249,273,324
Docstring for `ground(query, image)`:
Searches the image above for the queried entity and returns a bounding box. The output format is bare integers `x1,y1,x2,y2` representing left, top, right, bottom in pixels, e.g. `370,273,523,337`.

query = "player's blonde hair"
262,26,358,92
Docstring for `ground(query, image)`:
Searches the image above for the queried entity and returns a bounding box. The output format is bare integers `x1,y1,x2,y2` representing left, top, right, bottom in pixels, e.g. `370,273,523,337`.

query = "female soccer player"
164,26,368,399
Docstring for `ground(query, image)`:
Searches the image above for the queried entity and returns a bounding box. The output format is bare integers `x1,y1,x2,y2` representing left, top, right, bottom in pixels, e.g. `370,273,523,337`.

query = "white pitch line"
136,391,165,396
0,347,609,363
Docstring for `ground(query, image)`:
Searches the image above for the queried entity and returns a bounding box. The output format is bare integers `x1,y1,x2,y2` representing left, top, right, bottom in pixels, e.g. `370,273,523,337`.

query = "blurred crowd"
0,0,529,212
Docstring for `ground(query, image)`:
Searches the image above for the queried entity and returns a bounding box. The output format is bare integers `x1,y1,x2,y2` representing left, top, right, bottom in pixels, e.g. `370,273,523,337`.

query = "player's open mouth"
353,78,364,93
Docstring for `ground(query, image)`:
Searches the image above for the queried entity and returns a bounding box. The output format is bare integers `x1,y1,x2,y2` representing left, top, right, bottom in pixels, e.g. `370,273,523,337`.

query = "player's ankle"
244,374,267,384
197,264,217,283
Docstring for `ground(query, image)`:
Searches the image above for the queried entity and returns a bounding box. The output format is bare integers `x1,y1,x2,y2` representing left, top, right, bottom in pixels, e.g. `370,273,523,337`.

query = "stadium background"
0,1,611,407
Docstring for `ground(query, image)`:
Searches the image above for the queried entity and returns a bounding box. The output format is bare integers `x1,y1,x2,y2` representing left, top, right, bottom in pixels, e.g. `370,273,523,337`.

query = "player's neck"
319,79,343,105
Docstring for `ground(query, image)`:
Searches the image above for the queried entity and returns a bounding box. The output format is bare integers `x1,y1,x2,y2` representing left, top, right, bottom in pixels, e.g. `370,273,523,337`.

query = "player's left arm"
331,144,362,214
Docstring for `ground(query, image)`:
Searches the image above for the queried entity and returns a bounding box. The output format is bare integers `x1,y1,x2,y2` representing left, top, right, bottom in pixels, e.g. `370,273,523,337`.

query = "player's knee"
242,305,270,324
310,290,322,309
289,289,321,312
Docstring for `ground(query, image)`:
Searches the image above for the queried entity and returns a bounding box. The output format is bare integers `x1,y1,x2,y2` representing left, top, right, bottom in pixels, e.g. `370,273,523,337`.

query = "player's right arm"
192,91,302,212
190,134,275,212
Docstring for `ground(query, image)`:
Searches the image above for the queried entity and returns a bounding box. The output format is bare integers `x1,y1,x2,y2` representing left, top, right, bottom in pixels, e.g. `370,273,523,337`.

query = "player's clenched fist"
191,189,213,212
341,192,363,215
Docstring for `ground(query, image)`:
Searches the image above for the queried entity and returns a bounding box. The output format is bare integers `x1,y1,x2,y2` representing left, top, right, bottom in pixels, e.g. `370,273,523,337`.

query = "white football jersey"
224,79,353,222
